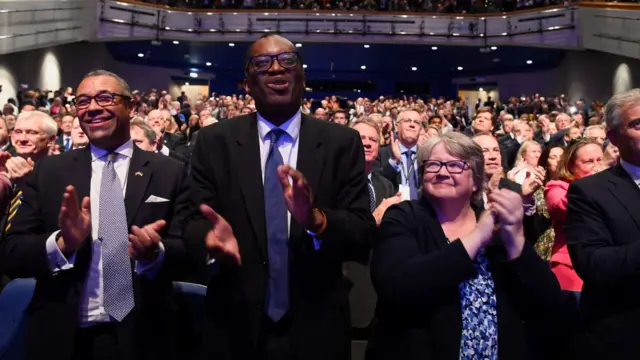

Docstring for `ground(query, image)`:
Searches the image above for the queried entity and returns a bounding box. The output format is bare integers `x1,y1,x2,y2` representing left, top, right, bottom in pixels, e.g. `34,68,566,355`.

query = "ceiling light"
526,60,533,64
137,53,144,58
361,65,366,70
228,43,235,47
173,40,179,44
190,72,198,78
431,46,438,50
185,82,190,86
457,66,463,70
479,87,484,91
364,44,370,48
490,46,497,50
295,43,302,47
303,64,307,69
206,62,212,66
492,58,500,62
411,67,417,71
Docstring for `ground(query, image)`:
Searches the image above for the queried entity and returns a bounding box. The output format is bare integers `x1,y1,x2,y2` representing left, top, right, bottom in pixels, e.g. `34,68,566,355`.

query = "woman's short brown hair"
417,131,485,202
556,138,601,183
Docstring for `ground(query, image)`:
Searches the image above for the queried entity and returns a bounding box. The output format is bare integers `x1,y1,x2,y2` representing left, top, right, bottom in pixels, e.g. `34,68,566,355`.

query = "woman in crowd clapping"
367,132,563,360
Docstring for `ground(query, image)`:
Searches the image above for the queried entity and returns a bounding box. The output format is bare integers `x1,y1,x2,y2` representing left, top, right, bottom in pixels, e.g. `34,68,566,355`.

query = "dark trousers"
259,314,293,360
72,323,121,360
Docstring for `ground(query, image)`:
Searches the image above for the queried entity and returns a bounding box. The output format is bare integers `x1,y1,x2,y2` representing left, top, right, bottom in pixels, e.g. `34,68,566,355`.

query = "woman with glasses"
545,138,604,291
367,132,563,360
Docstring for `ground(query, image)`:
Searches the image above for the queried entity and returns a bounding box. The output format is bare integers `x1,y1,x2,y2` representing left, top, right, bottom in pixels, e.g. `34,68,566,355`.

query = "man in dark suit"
55,114,74,152
0,70,188,360
565,89,640,360
183,34,375,360
347,118,398,347
377,109,422,199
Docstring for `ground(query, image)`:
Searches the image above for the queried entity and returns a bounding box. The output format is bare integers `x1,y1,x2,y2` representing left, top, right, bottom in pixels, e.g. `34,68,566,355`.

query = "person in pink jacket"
544,138,604,291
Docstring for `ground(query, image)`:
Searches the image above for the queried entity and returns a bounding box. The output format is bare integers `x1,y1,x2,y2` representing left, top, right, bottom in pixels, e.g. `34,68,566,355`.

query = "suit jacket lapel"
290,115,324,248
71,147,92,256
233,113,268,258
371,173,385,207
124,146,152,227
609,164,640,231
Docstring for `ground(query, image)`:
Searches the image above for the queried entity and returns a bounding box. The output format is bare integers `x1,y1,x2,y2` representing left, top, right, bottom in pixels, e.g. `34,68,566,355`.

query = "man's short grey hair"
584,124,606,137
17,111,57,137
130,120,157,143
396,109,421,124
417,131,485,202
81,70,132,97
604,88,640,131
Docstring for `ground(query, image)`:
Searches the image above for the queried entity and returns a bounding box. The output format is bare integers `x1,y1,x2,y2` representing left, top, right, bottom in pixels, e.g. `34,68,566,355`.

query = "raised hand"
128,220,166,262
488,188,525,259
277,165,317,229
373,192,402,226
521,166,546,197
57,185,91,255
49,144,61,156
201,204,240,265
6,157,34,183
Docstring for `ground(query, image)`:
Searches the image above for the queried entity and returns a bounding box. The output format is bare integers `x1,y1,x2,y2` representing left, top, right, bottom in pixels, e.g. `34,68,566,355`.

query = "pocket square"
145,195,170,203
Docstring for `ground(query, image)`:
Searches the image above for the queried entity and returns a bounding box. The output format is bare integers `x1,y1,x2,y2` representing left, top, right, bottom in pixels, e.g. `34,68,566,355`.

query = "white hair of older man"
16,110,58,137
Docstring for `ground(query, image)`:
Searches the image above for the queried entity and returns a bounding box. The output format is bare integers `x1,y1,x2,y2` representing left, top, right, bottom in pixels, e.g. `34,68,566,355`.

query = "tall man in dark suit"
183,34,375,360
565,88,640,360
0,70,188,360
347,118,398,346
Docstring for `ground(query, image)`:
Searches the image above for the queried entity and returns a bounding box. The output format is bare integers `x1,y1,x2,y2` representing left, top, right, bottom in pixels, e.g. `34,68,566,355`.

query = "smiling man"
184,34,375,360
0,70,188,360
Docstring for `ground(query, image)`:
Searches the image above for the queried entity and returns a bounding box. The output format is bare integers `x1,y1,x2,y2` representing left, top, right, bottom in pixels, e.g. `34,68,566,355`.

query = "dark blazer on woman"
367,198,566,360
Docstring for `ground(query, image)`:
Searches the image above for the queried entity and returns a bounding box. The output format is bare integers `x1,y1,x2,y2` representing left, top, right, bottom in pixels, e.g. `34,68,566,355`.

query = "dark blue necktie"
64,138,70,151
405,150,418,200
264,128,289,322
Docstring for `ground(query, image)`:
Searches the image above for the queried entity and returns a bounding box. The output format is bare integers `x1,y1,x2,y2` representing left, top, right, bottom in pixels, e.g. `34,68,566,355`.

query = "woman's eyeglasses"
424,160,471,174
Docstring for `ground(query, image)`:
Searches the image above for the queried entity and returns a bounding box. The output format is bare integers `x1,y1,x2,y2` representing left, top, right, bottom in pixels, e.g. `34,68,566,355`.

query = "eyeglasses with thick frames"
424,160,471,174
75,92,131,110
246,51,300,73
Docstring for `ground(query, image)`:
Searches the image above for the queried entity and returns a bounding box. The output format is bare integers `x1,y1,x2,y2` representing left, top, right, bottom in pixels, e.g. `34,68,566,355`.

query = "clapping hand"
57,185,91,255
6,157,34,184
128,220,165,262
521,166,546,197
201,204,240,265
277,165,317,229
487,188,525,260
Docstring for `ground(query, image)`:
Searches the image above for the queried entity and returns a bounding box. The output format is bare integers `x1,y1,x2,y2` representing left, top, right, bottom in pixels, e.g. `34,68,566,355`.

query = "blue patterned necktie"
264,128,289,322
100,152,134,322
405,150,418,200
367,178,376,213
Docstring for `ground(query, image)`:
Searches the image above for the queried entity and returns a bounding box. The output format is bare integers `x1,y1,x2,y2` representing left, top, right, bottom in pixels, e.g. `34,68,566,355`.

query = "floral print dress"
459,249,499,360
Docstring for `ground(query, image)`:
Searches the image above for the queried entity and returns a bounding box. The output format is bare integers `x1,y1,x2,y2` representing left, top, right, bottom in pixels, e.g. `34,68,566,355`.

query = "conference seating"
0,278,35,360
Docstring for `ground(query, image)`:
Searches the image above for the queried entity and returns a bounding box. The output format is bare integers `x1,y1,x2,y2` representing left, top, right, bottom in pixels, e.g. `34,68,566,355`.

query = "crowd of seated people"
0,71,635,359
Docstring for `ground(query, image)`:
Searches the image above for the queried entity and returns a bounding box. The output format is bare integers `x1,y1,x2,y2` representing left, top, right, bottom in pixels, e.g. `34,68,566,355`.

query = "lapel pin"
135,171,143,177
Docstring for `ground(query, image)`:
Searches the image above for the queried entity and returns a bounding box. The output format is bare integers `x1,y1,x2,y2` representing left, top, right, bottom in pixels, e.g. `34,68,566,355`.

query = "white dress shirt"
621,159,640,187
45,140,165,326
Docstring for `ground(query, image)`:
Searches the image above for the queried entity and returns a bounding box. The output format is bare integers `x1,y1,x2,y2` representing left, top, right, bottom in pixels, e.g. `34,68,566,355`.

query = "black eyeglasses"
246,51,300,73
75,92,131,110
424,160,471,174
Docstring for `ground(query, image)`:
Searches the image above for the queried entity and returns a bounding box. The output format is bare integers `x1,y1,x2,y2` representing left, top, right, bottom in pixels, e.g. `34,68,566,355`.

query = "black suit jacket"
377,146,403,191
184,113,376,360
367,198,564,360
0,145,189,360
565,164,640,359
343,172,395,330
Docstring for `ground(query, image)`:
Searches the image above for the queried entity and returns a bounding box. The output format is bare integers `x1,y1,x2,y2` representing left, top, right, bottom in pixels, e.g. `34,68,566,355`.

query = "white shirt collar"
621,159,640,184
256,111,301,142
90,139,134,162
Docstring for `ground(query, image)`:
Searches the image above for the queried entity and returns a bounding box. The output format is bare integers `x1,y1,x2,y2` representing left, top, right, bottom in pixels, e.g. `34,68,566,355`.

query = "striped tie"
5,189,23,232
